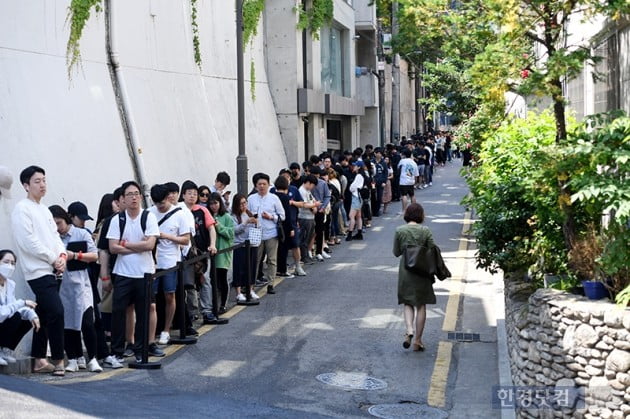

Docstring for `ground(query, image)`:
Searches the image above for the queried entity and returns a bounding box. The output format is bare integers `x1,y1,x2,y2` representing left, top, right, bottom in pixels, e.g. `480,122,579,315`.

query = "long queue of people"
0,134,458,375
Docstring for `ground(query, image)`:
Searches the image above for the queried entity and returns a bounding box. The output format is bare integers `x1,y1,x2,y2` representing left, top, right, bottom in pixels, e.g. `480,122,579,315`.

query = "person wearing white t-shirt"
106,181,159,363
11,166,67,375
397,149,419,214
148,184,191,345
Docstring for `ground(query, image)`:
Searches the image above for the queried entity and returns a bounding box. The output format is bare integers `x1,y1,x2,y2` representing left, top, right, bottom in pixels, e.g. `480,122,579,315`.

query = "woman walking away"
392,203,436,352
208,193,234,314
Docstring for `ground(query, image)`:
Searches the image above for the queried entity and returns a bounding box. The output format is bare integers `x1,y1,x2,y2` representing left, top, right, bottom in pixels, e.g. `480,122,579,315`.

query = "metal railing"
130,240,256,369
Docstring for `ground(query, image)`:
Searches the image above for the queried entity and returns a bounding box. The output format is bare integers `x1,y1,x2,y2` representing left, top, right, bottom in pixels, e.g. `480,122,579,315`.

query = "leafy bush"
466,109,629,298
566,112,630,294
465,110,565,274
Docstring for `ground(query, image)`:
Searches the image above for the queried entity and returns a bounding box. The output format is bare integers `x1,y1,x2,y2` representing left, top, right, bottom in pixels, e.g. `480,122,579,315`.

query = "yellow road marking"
427,341,454,407
441,210,471,332
53,277,286,385
428,207,472,407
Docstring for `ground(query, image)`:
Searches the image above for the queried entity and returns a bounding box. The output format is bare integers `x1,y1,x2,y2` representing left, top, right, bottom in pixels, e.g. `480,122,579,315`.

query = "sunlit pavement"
0,161,504,418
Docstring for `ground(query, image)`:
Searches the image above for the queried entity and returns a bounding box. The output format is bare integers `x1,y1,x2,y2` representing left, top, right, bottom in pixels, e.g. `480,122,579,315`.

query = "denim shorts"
153,269,178,294
351,195,362,210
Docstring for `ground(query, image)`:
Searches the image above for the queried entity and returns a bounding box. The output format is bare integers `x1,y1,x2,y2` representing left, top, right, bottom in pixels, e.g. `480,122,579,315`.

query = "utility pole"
377,22,385,147
415,63,421,134
391,1,400,144
235,0,248,195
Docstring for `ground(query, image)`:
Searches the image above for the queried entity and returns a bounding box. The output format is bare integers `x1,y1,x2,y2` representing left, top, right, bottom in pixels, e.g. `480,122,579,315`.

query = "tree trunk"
551,77,575,250
551,79,567,143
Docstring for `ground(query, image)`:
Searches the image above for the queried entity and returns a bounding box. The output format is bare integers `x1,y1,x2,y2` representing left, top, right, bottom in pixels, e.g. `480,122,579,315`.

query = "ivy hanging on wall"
295,0,333,40
66,0,103,78
242,0,266,100
191,0,201,68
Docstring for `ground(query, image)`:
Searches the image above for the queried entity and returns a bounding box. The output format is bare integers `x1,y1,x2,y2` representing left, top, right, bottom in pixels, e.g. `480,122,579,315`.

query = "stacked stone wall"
504,278,630,419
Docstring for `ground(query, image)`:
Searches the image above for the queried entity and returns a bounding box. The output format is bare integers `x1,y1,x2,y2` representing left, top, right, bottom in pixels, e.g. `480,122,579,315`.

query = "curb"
0,358,32,375
495,273,516,419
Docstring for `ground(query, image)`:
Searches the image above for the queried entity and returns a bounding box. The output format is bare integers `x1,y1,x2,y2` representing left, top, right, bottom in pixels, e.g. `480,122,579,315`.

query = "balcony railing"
354,0,376,31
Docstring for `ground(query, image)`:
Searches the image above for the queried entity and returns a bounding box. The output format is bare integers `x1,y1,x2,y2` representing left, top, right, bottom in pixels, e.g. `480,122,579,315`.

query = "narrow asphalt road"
0,162,502,418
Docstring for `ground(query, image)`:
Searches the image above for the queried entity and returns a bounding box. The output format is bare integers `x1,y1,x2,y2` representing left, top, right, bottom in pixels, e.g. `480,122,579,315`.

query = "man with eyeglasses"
106,181,160,364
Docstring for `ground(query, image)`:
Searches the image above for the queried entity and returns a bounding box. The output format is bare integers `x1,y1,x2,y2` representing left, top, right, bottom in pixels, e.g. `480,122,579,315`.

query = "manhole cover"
368,403,448,418
316,372,388,390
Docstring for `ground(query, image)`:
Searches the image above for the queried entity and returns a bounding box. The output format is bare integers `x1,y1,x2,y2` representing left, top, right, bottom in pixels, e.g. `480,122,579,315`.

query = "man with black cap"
68,201,93,233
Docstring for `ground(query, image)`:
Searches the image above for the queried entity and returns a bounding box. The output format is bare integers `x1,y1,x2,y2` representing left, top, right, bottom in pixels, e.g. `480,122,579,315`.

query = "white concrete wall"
0,0,287,289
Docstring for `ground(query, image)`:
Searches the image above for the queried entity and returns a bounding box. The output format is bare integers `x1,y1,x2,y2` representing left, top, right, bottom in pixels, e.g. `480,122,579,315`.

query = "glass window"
321,26,344,96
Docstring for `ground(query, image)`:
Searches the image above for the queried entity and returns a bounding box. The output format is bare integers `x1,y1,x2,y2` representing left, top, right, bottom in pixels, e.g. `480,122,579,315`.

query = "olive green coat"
214,212,234,269
393,223,437,305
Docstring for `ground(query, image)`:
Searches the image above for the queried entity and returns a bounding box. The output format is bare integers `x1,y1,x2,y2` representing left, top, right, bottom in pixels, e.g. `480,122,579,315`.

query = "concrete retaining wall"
0,0,287,295
504,278,630,418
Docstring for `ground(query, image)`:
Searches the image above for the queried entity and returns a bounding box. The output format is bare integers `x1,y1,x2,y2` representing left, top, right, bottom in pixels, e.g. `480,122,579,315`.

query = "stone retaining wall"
504,277,630,419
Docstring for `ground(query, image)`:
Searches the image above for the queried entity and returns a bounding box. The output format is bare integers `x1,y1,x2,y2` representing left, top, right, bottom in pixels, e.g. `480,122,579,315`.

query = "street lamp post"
236,0,248,196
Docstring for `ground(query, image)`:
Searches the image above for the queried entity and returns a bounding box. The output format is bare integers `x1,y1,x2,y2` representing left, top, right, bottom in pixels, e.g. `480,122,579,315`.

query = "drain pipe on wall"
104,0,151,205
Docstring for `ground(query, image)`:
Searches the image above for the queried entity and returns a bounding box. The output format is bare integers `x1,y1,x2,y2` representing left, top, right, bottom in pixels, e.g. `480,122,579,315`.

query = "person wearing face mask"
0,249,40,366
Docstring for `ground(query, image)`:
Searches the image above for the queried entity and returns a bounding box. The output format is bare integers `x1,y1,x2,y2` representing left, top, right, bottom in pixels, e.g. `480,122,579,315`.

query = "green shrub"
465,110,565,274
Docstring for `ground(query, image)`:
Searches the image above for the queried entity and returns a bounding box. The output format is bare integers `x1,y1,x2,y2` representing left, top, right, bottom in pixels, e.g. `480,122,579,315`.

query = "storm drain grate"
447,331,481,342
368,403,448,418
316,372,388,391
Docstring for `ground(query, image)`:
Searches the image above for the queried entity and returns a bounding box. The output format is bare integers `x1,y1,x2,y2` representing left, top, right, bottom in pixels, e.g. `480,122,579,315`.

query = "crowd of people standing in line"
0,130,463,375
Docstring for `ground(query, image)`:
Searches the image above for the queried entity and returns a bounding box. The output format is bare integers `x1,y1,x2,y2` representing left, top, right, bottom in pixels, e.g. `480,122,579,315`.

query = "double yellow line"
427,209,472,407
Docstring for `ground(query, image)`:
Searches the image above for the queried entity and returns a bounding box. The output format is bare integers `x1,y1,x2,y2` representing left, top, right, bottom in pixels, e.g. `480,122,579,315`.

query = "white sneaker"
87,358,103,373
249,291,260,300
316,254,324,262
295,265,307,276
321,251,331,259
65,359,79,372
77,356,87,369
158,331,170,345
0,348,16,364
236,293,246,302
103,355,124,369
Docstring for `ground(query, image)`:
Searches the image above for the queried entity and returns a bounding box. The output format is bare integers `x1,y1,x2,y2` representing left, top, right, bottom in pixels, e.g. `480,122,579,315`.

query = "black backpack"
118,210,149,241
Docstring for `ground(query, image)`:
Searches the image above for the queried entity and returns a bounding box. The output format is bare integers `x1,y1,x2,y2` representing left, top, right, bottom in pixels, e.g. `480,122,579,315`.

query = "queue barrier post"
237,240,259,306
128,273,161,370
169,262,197,345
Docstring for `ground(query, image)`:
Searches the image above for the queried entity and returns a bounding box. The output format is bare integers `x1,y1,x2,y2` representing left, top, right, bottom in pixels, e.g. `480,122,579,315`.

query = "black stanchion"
205,254,229,325
129,273,161,370
169,262,197,345
238,240,259,306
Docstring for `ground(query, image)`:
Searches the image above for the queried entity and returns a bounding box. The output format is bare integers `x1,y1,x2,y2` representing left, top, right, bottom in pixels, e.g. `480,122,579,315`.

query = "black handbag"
404,245,437,276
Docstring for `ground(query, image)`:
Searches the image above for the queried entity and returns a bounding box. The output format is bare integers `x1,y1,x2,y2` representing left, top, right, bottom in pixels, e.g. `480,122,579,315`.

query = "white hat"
0,166,13,199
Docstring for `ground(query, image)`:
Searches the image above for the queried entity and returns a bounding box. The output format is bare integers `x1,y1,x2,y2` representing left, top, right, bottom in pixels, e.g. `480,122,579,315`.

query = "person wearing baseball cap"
67,201,93,232
0,166,12,200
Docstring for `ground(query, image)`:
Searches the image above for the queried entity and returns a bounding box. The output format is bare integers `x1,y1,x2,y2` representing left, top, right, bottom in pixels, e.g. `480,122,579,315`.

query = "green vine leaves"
295,0,334,40
243,0,266,100
191,0,201,68
66,0,103,79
